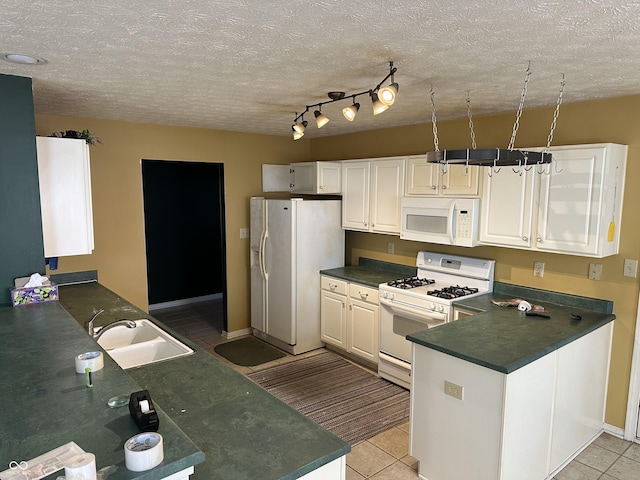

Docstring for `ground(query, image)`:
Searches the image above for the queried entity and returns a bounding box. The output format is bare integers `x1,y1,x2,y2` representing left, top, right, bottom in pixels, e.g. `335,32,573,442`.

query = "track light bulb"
292,125,304,140
371,93,388,115
314,110,330,128
293,120,308,134
342,102,360,122
378,82,399,106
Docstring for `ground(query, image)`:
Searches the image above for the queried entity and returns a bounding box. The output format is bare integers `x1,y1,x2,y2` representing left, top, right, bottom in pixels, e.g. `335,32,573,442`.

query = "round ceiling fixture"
327,91,345,100
1,53,47,65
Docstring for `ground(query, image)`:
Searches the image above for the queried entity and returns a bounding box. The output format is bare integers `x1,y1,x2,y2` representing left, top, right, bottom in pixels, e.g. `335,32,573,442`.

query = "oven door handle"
379,298,447,323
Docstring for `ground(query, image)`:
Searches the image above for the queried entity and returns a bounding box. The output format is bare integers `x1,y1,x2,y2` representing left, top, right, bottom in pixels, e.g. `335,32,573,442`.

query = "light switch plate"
533,262,544,277
240,228,249,239
624,259,638,278
589,263,603,280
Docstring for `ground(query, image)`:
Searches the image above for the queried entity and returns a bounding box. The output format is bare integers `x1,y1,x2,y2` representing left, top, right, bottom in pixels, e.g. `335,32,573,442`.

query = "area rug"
246,351,410,445
213,336,286,366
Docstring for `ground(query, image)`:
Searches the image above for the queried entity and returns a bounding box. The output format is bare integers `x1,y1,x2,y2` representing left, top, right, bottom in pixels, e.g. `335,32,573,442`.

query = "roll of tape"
518,300,532,312
124,433,164,472
75,351,104,374
64,452,97,480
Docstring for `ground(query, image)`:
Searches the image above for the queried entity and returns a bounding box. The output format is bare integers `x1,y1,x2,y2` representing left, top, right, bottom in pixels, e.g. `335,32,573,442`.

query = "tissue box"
10,280,59,307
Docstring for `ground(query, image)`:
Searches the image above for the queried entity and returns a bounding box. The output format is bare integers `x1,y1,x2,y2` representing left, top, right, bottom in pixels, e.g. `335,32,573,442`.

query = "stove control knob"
430,302,436,311
438,305,445,313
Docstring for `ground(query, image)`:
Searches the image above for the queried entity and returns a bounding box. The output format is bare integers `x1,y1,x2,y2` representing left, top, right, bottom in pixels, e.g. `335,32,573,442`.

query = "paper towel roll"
124,433,164,472
75,351,104,374
64,452,97,480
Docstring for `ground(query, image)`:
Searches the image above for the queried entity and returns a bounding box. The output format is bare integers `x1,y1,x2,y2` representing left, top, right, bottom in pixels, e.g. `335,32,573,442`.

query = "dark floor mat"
214,336,286,366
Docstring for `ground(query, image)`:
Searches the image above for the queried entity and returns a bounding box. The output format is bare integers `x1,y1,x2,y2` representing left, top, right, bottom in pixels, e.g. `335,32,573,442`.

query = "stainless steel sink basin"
96,319,194,369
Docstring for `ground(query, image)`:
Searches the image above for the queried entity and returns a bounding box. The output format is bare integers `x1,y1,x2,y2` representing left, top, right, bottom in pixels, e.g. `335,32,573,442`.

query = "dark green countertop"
57,282,350,480
407,284,615,374
0,301,203,480
320,258,415,288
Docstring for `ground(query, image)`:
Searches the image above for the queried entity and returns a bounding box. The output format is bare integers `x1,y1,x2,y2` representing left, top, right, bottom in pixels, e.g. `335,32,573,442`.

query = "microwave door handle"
448,200,456,245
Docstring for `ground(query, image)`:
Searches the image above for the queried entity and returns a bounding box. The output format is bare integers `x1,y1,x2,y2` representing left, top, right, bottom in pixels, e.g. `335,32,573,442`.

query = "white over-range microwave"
400,197,480,247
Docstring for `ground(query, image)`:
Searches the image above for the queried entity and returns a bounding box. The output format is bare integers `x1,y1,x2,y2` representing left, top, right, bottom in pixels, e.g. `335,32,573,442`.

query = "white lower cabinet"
479,143,627,257
321,276,379,364
410,322,613,480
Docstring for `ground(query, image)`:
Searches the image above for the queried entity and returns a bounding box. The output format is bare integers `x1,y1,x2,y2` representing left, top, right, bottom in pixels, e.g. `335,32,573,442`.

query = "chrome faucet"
85,309,137,340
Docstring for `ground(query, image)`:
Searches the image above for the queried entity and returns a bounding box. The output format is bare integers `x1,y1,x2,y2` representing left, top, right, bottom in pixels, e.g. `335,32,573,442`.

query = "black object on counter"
525,311,551,319
129,390,160,432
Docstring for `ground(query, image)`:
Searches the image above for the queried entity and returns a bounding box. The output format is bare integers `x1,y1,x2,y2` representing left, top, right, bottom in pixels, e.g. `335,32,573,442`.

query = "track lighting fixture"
314,108,330,128
342,101,360,121
291,61,398,139
371,92,388,116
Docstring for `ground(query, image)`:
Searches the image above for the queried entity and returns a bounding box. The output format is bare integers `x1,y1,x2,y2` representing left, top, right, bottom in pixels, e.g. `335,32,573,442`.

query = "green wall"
0,74,45,305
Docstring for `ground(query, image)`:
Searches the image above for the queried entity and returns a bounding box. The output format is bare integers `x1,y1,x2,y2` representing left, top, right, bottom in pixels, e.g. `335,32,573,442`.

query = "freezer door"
264,200,296,344
250,197,266,331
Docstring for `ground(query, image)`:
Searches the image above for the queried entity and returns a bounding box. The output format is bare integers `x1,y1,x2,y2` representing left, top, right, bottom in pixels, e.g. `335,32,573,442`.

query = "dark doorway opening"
141,160,226,332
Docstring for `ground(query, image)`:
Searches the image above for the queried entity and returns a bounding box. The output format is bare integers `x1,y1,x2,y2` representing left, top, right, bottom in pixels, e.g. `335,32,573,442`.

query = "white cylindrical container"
74,351,104,373
124,433,164,472
64,452,97,480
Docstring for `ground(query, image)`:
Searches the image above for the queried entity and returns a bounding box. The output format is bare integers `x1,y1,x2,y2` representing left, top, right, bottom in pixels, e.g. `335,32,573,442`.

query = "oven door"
379,297,448,364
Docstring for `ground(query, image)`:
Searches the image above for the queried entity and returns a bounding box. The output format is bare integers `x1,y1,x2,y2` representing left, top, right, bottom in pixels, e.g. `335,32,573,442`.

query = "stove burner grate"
387,276,435,289
427,285,479,299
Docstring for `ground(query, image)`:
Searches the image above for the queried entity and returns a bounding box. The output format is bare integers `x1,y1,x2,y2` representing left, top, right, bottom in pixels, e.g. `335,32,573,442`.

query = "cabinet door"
370,158,405,234
536,146,604,255
36,137,94,257
441,165,480,196
341,161,370,231
479,167,537,248
317,162,341,194
348,298,379,363
406,156,438,196
320,290,347,348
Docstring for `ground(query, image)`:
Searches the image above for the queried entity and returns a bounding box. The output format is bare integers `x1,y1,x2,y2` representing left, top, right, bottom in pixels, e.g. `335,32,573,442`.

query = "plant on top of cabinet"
49,129,102,145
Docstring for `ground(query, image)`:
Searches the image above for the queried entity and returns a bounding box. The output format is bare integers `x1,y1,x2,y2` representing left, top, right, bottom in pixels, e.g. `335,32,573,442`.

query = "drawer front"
349,283,379,304
321,276,348,295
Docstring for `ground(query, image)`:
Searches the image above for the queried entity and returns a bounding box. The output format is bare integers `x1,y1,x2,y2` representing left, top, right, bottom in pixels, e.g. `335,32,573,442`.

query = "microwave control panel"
455,209,472,238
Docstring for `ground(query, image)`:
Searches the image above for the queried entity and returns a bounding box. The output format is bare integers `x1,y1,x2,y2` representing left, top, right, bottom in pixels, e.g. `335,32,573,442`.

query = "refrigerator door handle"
260,230,268,279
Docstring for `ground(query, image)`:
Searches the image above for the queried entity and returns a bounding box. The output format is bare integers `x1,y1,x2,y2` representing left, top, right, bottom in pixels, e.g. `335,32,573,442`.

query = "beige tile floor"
152,300,640,480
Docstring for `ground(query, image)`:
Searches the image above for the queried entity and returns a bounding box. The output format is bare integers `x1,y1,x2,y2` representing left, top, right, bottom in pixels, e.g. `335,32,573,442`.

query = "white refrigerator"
250,197,344,354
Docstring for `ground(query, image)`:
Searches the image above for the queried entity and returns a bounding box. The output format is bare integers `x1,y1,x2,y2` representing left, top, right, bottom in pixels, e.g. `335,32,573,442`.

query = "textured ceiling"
2,1,640,140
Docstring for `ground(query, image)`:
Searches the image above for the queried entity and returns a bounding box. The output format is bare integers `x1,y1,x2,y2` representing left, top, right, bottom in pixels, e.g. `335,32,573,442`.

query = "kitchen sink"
96,319,194,369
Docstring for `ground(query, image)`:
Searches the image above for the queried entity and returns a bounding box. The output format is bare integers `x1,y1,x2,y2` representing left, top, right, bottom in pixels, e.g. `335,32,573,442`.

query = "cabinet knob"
522,236,528,241
537,236,542,242
320,185,324,190
431,185,437,190
442,185,447,189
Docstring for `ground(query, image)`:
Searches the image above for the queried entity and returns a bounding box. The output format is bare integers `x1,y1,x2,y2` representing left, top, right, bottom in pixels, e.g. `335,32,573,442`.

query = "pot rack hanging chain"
544,73,566,152
466,91,477,150
508,62,532,151
430,86,439,152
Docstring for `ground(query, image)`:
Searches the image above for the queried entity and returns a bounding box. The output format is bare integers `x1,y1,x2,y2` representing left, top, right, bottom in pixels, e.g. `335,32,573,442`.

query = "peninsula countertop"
56,281,350,480
407,284,615,374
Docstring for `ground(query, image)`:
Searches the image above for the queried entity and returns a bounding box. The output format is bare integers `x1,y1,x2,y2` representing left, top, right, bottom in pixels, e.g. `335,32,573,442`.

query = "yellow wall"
36,115,309,332
311,95,640,430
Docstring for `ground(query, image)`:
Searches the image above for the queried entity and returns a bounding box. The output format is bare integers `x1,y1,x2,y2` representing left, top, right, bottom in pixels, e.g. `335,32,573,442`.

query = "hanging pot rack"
426,64,566,170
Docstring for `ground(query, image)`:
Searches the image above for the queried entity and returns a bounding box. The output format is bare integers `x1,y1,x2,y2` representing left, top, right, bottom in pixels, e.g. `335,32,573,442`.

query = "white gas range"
378,251,495,389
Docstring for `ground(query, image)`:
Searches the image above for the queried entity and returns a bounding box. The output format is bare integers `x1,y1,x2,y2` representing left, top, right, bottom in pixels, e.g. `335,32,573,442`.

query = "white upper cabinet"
341,157,405,234
261,161,341,194
406,155,480,197
36,136,94,257
479,143,627,257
